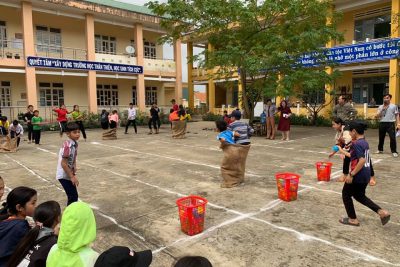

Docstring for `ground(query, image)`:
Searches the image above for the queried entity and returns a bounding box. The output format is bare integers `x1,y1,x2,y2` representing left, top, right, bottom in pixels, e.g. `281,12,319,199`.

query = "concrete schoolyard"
1,121,399,267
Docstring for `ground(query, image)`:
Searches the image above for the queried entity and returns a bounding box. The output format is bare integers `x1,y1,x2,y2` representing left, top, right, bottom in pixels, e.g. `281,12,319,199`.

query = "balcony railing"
0,40,24,59
35,44,87,60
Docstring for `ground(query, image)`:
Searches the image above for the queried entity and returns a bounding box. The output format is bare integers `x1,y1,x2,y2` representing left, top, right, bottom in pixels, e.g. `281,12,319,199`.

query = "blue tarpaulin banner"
300,38,400,66
27,56,143,74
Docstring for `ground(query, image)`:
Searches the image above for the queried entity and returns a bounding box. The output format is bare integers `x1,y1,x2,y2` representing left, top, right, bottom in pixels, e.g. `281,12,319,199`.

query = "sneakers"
393,152,399,158
375,151,383,154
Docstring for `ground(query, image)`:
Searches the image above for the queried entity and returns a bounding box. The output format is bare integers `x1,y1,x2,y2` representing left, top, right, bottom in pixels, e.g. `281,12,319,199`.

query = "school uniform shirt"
31,117,43,131
17,228,57,267
56,139,78,180
71,111,84,121
9,124,24,136
217,130,235,144
127,108,136,120
0,120,10,129
350,138,371,184
54,109,68,122
0,218,30,267
24,112,34,124
228,121,254,144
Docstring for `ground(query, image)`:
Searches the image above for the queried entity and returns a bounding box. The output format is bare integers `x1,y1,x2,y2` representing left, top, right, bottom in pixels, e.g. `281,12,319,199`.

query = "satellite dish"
125,45,135,54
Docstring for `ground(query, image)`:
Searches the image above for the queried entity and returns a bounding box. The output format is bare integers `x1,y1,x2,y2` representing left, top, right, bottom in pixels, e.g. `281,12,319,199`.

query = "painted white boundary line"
80,161,399,265
31,144,400,265
3,154,147,243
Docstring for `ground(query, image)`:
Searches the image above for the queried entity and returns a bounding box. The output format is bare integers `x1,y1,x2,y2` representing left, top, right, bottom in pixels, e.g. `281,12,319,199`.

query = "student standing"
125,103,137,134
56,122,80,206
148,103,160,134
339,121,390,227
24,105,34,143
264,99,276,139
31,110,43,145
71,105,87,141
376,94,399,157
277,100,292,141
100,110,109,130
52,104,69,138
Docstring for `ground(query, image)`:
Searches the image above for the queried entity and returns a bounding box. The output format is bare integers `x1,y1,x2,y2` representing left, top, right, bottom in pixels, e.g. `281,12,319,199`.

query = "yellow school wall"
0,73,26,106
0,6,23,41
32,12,86,50
336,2,391,45
36,74,88,108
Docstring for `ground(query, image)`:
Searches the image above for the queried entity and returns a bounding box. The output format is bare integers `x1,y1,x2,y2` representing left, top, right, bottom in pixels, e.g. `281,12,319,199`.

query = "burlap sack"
172,120,186,139
102,128,117,140
220,144,251,188
0,136,17,153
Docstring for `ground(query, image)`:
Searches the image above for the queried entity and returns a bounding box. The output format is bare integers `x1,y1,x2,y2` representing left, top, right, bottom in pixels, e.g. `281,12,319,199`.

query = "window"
0,21,6,48
132,86,137,106
97,85,119,106
352,76,389,104
354,14,391,41
39,82,64,107
0,81,11,106
145,86,157,105
36,26,62,53
302,90,326,104
95,35,116,54
144,41,156,59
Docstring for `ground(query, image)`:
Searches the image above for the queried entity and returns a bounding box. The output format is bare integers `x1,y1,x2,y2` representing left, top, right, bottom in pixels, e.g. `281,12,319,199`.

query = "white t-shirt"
127,107,136,120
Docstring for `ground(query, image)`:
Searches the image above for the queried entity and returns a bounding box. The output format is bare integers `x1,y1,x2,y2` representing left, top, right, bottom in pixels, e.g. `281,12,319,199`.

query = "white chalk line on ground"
79,161,399,265
33,144,400,264
3,154,147,243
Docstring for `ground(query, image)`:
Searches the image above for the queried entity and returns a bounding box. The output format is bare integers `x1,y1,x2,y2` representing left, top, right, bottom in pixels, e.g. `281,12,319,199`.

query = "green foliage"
202,112,223,121
148,0,344,120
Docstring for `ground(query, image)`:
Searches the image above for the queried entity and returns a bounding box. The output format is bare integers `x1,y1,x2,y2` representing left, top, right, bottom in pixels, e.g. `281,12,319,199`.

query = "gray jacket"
333,103,357,121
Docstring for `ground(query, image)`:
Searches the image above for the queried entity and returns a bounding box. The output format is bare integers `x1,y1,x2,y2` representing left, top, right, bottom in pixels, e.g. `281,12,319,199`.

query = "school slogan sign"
27,56,143,74
300,38,400,67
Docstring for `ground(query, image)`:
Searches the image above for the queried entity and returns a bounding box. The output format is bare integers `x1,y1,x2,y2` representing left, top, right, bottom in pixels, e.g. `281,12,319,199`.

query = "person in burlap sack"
0,135,17,153
170,105,187,139
219,110,253,188
103,110,119,140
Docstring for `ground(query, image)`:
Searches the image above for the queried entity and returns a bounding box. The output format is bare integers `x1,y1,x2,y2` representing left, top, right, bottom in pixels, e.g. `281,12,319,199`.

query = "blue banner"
27,56,143,74
300,38,400,67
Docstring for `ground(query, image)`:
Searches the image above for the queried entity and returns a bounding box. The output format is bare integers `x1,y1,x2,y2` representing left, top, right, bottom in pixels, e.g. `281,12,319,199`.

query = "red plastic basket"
316,162,333,182
176,195,208,236
275,173,300,202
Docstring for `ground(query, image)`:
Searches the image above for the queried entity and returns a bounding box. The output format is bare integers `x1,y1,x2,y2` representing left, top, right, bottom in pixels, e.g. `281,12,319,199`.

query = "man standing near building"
333,95,357,122
376,94,399,158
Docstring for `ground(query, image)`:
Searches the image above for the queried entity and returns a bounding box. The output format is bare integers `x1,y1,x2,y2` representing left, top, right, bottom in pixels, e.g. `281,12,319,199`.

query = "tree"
147,0,343,122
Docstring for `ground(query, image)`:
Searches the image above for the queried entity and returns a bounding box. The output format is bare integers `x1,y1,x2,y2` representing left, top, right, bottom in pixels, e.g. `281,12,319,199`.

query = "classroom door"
373,83,385,105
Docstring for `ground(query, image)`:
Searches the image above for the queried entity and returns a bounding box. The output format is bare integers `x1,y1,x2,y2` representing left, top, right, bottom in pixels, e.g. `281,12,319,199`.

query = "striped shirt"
228,121,254,144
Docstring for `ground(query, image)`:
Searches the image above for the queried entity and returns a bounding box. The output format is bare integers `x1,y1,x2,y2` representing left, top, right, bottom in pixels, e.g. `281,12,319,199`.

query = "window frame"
0,81,11,107
39,82,64,107
145,86,157,105
96,84,119,106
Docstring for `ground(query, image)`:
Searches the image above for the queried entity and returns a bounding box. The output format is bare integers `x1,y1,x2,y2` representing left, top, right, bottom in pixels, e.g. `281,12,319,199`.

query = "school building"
0,0,182,120
185,0,400,118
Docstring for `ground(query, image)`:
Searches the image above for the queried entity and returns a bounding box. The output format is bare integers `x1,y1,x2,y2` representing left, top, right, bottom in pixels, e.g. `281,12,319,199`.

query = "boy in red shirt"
53,104,69,137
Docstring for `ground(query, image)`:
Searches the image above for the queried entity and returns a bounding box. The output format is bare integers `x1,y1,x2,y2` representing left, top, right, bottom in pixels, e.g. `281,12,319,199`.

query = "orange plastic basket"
275,173,300,202
176,195,208,236
316,162,333,182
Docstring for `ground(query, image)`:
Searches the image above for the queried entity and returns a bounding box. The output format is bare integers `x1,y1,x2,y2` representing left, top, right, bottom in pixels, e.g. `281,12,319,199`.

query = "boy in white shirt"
9,120,23,147
125,103,137,134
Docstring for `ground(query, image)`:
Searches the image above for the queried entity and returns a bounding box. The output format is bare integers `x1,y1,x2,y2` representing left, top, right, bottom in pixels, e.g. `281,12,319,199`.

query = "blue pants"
59,179,78,206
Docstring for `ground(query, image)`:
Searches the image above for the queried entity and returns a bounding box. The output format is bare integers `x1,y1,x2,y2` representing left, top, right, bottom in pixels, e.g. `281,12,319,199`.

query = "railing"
0,40,24,59
35,44,87,60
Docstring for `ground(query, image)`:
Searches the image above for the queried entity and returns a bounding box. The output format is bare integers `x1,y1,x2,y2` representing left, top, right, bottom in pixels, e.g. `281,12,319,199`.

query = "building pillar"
22,1,37,107
390,0,400,104
187,42,194,109
134,24,145,110
174,39,183,104
85,14,97,113
324,5,336,114
207,43,215,112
